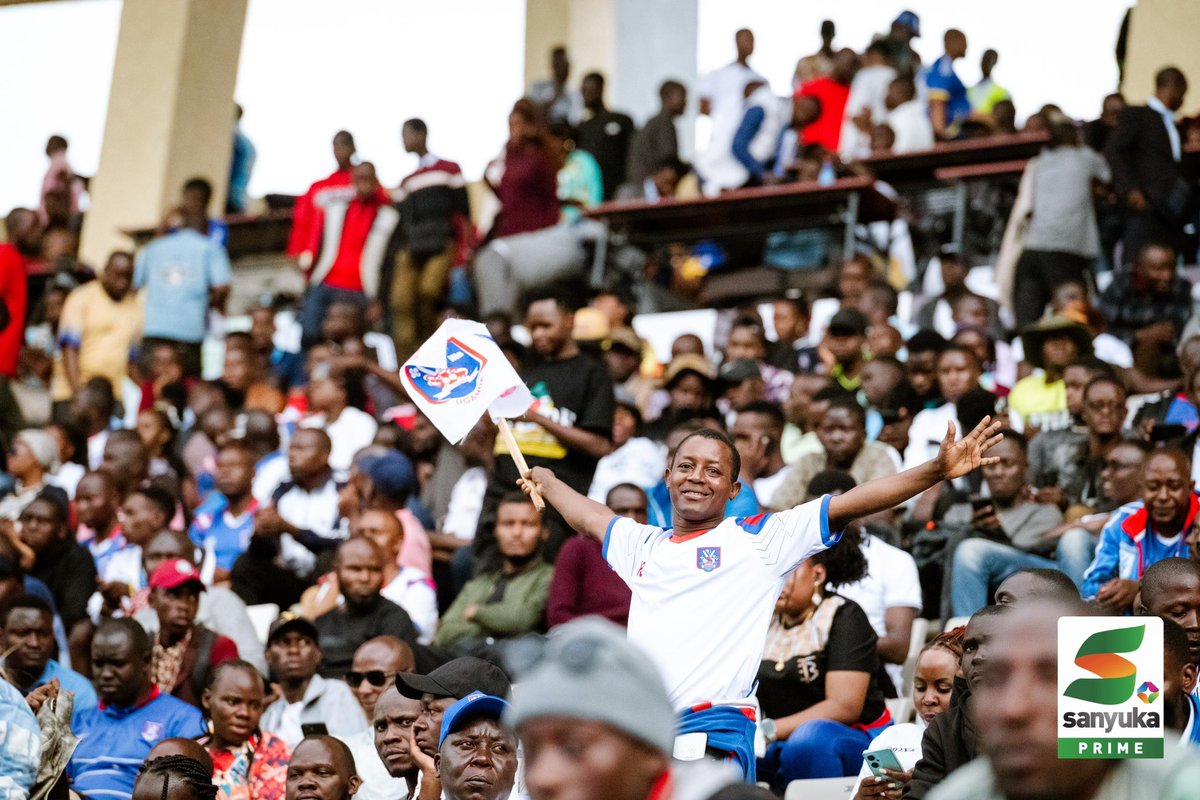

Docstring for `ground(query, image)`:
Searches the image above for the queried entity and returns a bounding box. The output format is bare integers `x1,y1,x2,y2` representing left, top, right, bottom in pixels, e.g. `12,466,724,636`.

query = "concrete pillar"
80,0,248,266
1122,0,1200,115
612,0,699,155
523,0,699,144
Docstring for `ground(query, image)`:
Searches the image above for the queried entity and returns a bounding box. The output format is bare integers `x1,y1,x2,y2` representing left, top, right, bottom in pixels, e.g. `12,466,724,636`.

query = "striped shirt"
69,689,204,799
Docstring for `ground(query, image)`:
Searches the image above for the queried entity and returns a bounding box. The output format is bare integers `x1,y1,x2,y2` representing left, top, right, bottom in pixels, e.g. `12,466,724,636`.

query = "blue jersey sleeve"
731,106,767,180
924,57,954,100
1080,514,1125,599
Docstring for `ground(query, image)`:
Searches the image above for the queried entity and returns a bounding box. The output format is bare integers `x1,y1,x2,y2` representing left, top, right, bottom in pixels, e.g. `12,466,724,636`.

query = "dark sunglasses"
346,670,395,688
506,633,603,678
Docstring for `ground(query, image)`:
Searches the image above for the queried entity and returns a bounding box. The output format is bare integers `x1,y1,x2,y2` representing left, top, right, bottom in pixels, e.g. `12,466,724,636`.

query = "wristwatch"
760,718,778,744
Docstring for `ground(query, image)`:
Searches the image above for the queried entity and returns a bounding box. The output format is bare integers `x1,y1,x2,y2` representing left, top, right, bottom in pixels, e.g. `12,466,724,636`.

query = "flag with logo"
401,319,534,444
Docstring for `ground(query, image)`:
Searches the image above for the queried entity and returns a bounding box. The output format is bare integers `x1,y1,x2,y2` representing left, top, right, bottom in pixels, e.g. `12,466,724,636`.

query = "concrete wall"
523,0,699,140
1122,0,1200,115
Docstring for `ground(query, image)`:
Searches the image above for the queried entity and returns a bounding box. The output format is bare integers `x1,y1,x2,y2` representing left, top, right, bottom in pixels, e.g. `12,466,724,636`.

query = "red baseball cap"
149,559,206,592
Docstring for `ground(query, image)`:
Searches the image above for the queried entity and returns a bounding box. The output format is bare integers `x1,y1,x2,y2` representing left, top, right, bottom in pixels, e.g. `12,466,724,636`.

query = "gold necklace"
774,602,819,671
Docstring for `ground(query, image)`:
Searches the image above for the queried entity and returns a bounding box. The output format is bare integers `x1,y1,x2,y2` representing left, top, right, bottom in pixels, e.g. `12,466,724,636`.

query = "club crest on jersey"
697,546,721,572
404,338,486,403
141,721,164,742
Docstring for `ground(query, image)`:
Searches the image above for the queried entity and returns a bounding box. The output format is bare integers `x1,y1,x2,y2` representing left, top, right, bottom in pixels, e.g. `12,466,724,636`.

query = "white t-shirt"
442,466,487,541
87,429,109,471
848,721,927,795
754,468,791,510
275,478,345,575
698,62,765,128
277,699,305,749
382,566,440,645
51,462,85,499
695,62,766,192
837,534,923,691
886,99,935,154
302,406,379,480
807,297,842,345
1192,438,1200,488
840,64,898,160
588,437,666,503
902,403,958,471
252,450,290,505
1093,333,1134,369
604,496,839,710
343,727,410,800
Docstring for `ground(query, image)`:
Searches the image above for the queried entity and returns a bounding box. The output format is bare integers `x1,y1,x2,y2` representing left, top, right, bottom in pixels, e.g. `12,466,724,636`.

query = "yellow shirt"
1007,373,1069,432
53,282,144,401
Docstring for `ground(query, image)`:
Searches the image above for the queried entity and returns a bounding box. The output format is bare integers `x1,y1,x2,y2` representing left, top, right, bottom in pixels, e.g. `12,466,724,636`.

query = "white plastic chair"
886,696,914,725
900,617,931,692
784,777,857,800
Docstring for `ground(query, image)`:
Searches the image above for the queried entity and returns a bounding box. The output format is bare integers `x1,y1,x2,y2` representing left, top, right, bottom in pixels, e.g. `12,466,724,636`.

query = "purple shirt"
547,534,632,628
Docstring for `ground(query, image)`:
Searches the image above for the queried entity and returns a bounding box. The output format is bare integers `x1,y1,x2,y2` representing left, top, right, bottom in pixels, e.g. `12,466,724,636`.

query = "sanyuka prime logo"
1057,618,1164,759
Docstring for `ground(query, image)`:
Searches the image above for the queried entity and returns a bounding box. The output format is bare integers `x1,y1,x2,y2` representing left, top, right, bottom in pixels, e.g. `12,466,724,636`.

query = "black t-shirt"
32,539,98,631
493,353,614,495
577,111,636,200
755,597,885,725
766,340,819,373
314,598,417,678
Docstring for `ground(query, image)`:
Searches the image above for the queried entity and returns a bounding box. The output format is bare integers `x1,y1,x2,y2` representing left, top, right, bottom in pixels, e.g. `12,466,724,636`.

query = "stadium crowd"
4,7,1200,800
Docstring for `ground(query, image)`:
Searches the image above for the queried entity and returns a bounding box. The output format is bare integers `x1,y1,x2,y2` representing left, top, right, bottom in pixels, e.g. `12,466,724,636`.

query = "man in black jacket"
905,606,1004,798
578,72,636,200
1105,66,1190,271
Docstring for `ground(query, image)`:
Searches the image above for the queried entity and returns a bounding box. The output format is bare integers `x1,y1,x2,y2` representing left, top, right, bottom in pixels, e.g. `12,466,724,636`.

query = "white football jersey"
604,496,840,710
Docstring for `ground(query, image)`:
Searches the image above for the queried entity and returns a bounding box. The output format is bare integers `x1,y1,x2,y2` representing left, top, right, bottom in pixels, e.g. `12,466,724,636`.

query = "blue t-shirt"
925,55,971,128
1164,394,1199,432
70,691,205,800
134,229,231,343
189,492,256,571
34,659,98,711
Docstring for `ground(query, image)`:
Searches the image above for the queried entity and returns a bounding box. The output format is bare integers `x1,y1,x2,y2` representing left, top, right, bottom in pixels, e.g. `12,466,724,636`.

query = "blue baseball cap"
438,692,510,748
365,451,417,503
893,10,920,36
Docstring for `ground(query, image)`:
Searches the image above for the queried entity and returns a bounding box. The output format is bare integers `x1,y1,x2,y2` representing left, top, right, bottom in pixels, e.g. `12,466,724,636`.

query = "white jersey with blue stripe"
604,495,841,711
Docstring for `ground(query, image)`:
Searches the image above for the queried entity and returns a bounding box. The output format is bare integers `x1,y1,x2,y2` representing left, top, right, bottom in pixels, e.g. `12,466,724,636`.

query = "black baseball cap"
267,613,320,646
828,308,868,337
395,656,512,700
718,358,761,386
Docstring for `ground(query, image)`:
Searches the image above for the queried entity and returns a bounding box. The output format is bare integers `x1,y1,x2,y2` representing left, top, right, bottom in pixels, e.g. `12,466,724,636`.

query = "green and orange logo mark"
1064,625,1145,706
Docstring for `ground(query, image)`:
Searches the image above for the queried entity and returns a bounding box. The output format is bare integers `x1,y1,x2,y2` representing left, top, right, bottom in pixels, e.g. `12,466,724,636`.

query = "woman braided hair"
136,755,218,800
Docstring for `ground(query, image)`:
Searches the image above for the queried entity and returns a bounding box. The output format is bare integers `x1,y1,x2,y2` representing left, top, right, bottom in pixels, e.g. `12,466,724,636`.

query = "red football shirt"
0,243,28,377
797,77,851,152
